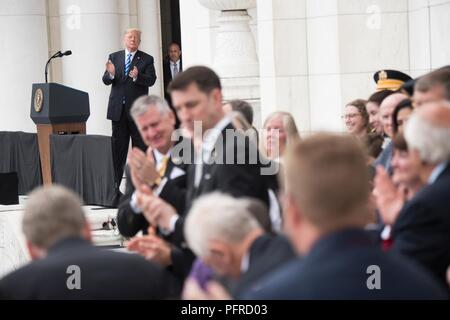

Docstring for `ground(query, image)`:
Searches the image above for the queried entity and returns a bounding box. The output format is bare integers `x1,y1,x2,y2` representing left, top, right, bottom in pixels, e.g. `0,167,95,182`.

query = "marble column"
58,0,122,135
257,0,309,133
137,0,164,96
198,0,261,126
0,0,49,133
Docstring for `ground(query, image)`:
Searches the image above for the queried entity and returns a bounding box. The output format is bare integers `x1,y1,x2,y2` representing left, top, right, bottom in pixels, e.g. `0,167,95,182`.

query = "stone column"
58,0,122,135
137,0,164,96
198,0,261,125
0,0,48,132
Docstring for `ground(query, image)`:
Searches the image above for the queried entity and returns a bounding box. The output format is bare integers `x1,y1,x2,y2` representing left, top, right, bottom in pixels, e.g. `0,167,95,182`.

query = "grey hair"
405,109,450,164
22,185,87,249
130,95,171,120
184,193,261,258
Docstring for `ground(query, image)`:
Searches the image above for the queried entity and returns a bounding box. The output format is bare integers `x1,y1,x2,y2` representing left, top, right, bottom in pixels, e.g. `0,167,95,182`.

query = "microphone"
45,50,72,83
57,50,72,57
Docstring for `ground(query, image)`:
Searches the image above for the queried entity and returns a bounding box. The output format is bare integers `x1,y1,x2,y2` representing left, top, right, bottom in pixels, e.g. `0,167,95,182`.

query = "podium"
30,83,90,185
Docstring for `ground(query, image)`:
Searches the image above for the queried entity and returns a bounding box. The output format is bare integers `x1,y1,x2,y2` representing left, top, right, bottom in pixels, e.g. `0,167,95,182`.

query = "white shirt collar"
153,148,172,168
428,162,447,185
171,59,180,66
241,250,250,273
125,49,137,58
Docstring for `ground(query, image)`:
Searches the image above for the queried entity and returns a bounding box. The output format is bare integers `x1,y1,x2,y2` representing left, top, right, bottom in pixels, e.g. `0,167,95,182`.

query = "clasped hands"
128,147,178,231
105,60,138,79
127,226,172,267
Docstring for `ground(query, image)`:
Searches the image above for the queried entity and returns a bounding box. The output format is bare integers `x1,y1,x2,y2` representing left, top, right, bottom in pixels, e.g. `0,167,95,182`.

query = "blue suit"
244,229,448,299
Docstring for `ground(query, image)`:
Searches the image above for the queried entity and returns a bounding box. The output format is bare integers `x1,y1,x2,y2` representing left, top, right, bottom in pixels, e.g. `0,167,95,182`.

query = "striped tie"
124,53,132,76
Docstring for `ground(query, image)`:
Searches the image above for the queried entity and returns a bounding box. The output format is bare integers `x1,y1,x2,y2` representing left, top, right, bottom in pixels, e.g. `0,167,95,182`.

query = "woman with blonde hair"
261,111,300,161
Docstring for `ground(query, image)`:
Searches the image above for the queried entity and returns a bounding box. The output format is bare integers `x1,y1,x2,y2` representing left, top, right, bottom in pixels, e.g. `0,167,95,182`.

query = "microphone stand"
45,51,61,83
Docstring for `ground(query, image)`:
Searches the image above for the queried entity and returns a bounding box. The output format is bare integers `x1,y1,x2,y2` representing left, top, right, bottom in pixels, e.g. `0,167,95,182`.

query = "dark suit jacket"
116,147,188,238
163,58,182,95
229,234,296,298
102,50,156,121
244,229,448,299
0,238,180,299
391,164,450,289
170,122,278,279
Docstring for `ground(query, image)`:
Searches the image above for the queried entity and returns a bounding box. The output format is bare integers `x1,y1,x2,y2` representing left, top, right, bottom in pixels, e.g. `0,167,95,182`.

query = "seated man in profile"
0,185,178,299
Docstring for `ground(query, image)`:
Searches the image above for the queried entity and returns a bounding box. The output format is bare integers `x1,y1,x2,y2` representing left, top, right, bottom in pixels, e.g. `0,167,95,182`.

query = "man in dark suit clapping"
102,28,157,192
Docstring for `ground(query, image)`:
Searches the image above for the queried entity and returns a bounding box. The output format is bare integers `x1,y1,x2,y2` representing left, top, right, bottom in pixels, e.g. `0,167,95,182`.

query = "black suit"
0,238,180,299
117,147,188,238
228,234,296,298
170,122,278,279
102,49,157,185
244,229,448,299
163,58,182,128
391,164,450,289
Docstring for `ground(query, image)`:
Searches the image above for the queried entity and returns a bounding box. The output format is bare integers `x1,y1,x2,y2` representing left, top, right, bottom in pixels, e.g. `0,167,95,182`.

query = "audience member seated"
244,134,447,299
366,90,394,135
343,99,369,139
261,111,300,161
392,99,414,135
117,95,188,239
374,92,409,174
373,133,425,249
222,99,254,126
0,186,178,300
182,193,295,299
391,101,450,290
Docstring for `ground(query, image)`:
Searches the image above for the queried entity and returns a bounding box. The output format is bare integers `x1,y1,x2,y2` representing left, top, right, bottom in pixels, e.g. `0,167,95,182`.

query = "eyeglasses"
342,113,361,120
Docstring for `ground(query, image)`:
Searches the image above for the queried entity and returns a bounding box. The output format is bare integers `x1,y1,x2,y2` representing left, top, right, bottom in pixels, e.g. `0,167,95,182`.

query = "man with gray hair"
391,100,450,289
0,185,177,299
182,192,294,299
117,95,188,239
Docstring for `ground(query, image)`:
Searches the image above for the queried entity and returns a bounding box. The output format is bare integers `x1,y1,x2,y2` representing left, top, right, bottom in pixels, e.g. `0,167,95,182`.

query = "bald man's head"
379,93,409,138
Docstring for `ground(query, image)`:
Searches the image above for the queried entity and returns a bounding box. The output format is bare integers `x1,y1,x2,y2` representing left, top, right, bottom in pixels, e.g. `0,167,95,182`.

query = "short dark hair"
392,132,408,152
415,68,450,100
368,90,395,106
227,99,254,125
392,98,414,134
168,65,221,95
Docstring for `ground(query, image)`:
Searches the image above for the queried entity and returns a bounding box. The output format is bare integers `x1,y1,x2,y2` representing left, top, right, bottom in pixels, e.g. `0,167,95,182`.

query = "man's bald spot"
380,92,409,111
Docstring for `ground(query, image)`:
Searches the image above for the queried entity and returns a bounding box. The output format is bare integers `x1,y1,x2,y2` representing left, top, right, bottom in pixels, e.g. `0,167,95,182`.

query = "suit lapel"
131,50,142,71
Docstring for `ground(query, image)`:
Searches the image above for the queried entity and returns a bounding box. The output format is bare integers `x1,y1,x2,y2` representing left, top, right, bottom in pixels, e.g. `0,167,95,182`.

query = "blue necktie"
124,53,132,76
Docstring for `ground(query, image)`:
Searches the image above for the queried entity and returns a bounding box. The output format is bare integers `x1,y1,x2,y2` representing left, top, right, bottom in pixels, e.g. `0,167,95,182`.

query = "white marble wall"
0,0,48,133
409,0,450,78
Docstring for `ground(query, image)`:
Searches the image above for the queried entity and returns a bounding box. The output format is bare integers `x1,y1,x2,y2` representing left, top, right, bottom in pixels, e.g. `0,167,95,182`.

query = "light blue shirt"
427,162,447,185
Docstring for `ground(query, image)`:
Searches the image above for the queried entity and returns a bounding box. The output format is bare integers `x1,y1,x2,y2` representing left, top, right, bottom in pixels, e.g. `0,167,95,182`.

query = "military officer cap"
373,69,412,92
